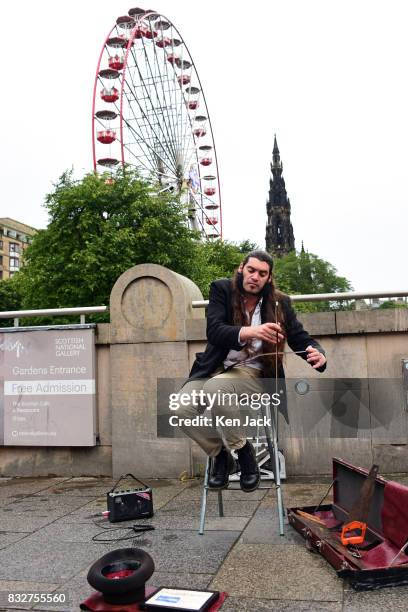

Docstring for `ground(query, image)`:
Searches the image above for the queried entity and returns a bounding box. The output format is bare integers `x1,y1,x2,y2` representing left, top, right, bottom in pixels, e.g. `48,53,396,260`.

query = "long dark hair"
231,251,287,375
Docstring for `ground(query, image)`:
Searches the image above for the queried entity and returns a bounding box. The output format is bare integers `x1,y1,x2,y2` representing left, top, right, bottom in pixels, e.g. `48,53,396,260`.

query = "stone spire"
272,134,282,175
265,135,295,256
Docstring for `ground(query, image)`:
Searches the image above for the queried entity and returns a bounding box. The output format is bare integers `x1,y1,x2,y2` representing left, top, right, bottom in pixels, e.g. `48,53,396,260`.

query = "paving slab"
23,517,242,546
2,496,96,515
56,498,106,523
0,533,31,550
119,529,240,575
160,499,260,517
383,474,408,485
176,483,268,501
263,482,333,509
57,510,249,532
40,477,116,498
219,597,343,611
0,511,65,533
240,505,304,545
150,514,250,532
11,521,113,545
0,523,238,582
0,538,119,583
1,609,51,611
343,584,408,611
0,476,71,496
1,609,53,611
148,480,192,510
147,572,213,590
0,581,59,611
0,497,97,533
31,568,90,612
0,479,70,501
42,475,185,490
210,543,343,602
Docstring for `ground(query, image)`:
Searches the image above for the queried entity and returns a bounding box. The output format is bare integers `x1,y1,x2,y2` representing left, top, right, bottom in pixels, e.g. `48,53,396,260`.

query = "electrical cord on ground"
91,518,155,543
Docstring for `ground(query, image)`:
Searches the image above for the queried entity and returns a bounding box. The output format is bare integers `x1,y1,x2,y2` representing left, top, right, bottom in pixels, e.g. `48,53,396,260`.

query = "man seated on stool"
177,250,327,492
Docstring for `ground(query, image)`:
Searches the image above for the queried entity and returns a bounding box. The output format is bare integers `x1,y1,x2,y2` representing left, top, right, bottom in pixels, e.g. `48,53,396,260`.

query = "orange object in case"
341,520,367,546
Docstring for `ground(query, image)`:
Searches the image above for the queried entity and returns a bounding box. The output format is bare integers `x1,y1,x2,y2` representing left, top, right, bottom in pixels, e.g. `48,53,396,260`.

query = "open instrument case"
287,458,408,590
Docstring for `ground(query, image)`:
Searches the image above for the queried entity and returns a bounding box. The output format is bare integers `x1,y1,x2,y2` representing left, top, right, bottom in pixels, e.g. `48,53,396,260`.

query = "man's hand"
240,323,285,345
306,345,326,369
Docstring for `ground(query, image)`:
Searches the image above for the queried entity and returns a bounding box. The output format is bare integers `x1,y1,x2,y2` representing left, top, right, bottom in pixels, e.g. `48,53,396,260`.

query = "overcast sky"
1,0,407,292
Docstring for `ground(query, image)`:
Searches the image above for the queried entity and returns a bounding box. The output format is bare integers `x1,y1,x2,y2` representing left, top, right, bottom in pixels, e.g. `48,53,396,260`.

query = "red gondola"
134,26,147,38
156,37,171,48
109,55,124,70
144,29,158,39
97,130,116,144
204,187,216,196
193,128,206,137
178,74,190,85
100,87,119,103
167,53,179,65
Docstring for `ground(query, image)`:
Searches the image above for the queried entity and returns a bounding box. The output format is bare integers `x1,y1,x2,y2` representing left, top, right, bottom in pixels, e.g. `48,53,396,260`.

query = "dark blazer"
189,278,326,380
188,279,326,421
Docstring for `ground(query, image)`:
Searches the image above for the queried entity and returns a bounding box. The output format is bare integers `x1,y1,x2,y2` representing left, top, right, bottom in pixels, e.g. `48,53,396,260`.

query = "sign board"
0,328,96,446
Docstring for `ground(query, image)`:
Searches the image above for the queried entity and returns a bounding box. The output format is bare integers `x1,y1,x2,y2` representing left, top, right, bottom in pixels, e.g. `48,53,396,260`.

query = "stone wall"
1,264,407,477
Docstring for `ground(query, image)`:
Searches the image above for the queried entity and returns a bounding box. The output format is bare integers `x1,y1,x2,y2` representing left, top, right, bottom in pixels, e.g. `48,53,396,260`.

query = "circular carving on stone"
121,276,172,328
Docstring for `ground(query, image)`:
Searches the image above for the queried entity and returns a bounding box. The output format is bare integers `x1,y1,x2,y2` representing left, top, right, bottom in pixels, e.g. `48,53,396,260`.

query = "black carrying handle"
109,472,150,493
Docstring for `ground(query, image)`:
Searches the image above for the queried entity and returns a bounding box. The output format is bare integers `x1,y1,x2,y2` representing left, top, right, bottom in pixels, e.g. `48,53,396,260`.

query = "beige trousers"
176,366,264,457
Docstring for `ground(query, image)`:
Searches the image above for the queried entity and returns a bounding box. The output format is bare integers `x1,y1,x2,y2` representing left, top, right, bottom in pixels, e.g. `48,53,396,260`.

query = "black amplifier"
107,473,154,523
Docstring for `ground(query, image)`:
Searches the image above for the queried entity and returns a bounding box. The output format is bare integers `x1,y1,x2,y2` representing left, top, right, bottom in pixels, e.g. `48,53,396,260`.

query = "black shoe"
237,441,260,492
208,447,235,490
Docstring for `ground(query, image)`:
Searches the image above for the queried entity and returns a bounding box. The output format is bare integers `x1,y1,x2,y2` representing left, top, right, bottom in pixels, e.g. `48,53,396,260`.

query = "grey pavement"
0,474,407,611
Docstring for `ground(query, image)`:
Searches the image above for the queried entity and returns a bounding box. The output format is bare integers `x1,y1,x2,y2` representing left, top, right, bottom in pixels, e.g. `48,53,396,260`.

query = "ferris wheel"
92,7,222,240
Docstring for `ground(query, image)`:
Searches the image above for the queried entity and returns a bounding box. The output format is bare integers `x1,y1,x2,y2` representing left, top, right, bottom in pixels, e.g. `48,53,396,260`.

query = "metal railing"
192,290,408,308
0,306,108,327
1,290,407,326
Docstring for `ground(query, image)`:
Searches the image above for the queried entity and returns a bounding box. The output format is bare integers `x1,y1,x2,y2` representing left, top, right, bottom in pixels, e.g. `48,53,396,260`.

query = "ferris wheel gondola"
92,7,222,239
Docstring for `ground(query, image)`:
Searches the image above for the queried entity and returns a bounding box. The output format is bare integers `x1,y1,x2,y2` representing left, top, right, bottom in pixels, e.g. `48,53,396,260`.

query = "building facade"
265,135,295,256
0,218,36,279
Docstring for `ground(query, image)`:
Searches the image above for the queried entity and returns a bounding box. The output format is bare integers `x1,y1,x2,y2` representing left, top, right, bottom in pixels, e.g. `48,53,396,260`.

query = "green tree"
190,239,258,298
18,169,200,321
0,277,23,327
17,169,255,320
273,250,352,312
378,299,407,309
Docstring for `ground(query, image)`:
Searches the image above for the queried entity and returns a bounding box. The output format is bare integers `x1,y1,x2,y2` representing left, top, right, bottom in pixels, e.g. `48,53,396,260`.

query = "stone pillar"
109,264,204,478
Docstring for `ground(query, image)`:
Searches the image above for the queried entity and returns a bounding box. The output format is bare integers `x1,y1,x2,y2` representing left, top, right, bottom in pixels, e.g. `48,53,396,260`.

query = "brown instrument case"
287,457,408,590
